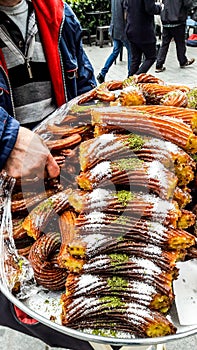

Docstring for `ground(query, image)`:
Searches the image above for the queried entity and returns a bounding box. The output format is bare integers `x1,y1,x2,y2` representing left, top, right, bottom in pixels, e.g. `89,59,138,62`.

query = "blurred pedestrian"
97,0,132,83
155,0,195,72
124,0,163,75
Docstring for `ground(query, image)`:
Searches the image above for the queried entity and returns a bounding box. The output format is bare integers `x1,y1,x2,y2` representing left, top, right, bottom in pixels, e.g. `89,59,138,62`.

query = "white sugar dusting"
84,211,105,229
77,274,100,294
132,281,156,297
127,302,153,323
130,257,162,274
87,134,115,157
147,160,167,187
88,188,109,209
143,244,162,256
90,161,112,180
142,194,174,221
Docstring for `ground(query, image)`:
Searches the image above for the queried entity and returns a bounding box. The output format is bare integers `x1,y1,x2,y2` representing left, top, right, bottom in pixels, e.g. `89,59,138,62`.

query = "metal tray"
1,282,197,347
1,97,197,347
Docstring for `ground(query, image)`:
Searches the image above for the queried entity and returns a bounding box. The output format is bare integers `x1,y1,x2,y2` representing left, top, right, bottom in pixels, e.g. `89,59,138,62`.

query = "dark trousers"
156,23,187,68
129,41,157,75
0,292,93,350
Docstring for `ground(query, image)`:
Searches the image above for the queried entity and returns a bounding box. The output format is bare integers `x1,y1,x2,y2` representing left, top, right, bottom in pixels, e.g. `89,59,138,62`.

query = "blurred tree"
66,0,111,34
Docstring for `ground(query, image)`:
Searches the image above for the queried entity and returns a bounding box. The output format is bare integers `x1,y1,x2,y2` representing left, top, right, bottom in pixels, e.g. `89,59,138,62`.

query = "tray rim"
1,283,197,347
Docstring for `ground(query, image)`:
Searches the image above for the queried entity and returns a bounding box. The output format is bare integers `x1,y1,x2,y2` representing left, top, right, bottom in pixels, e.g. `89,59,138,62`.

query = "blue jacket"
0,0,96,171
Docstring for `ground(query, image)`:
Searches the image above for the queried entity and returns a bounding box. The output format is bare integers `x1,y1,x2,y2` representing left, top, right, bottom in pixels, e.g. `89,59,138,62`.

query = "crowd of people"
97,0,195,79
0,0,196,349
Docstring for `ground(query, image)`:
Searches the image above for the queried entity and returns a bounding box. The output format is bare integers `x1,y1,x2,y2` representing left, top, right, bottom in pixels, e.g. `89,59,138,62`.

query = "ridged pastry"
28,232,67,290
65,273,174,313
57,210,77,268
79,133,195,186
59,214,195,265
91,106,197,154
173,186,192,208
68,189,181,228
123,73,165,86
11,188,62,213
22,189,71,240
61,295,176,337
161,90,188,108
119,85,146,106
76,159,178,200
140,83,189,104
131,105,197,130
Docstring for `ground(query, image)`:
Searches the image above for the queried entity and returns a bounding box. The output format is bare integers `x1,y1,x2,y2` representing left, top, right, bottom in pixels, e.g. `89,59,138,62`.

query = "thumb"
46,153,60,178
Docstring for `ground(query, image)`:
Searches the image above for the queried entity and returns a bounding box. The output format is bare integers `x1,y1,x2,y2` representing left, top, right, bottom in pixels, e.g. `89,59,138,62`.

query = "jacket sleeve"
60,3,96,100
183,0,195,9
0,107,19,171
144,0,162,15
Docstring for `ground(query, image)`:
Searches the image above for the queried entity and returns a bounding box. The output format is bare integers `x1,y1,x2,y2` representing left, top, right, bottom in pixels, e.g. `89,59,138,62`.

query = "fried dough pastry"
57,210,77,268
167,85,190,93
45,124,92,139
91,106,197,154
68,189,181,228
11,217,28,240
131,105,197,130
187,87,197,110
119,86,146,106
173,186,192,208
22,189,71,240
15,235,35,257
77,159,178,200
96,84,116,102
178,209,196,229
65,273,174,313
161,90,188,108
123,73,165,86
28,232,67,290
61,295,176,337
140,83,189,104
79,133,195,186
11,188,62,213
75,213,195,249
46,133,82,151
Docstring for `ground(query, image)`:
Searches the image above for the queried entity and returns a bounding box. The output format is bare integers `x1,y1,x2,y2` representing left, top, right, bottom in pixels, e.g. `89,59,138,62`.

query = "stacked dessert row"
4,73,197,339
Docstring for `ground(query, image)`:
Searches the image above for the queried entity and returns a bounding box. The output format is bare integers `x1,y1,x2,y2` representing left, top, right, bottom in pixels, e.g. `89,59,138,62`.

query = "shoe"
97,73,105,84
180,58,195,68
155,67,166,73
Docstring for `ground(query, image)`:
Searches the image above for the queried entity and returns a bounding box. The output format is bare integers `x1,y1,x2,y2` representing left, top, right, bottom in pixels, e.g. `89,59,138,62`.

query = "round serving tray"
1,283,197,347
2,85,197,347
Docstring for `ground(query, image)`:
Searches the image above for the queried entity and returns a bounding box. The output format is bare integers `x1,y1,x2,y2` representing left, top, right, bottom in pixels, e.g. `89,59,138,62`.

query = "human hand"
4,126,60,179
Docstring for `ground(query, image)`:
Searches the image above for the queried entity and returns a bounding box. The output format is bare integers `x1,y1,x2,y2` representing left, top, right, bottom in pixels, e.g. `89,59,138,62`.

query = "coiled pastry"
28,231,67,290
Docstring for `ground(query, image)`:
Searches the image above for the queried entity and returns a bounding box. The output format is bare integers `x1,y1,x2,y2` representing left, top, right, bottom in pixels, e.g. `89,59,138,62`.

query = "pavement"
0,41,197,350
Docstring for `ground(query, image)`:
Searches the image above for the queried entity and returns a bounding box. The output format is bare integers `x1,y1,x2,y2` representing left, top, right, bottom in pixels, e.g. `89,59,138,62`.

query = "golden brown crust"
22,189,71,240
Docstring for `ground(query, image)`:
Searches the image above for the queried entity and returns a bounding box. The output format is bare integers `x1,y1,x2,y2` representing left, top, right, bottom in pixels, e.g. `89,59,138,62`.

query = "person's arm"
145,0,163,15
0,108,59,179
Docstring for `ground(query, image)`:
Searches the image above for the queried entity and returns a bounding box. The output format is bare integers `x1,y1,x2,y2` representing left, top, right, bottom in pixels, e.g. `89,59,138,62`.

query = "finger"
46,153,60,178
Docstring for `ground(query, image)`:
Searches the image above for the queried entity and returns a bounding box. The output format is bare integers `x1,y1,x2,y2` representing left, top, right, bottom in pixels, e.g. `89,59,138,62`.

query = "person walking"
0,1,97,349
97,0,132,83
124,0,163,75
155,0,195,72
